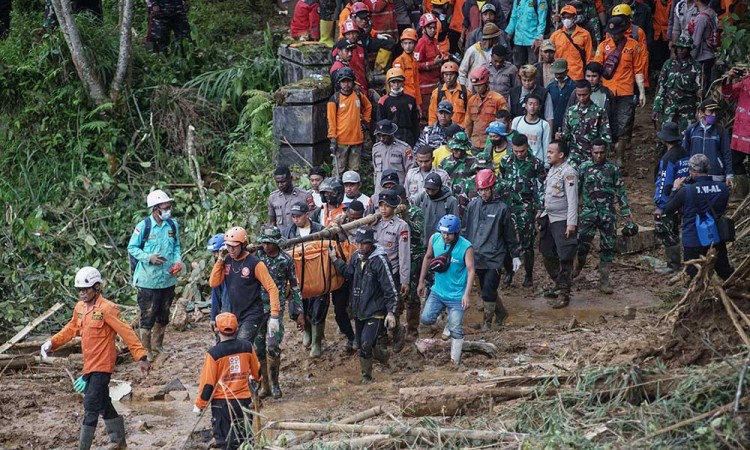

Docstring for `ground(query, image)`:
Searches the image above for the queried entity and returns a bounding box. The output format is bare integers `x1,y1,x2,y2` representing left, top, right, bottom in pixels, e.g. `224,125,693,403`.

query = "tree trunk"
111,0,134,99
398,384,540,417
415,338,498,358
49,0,108,105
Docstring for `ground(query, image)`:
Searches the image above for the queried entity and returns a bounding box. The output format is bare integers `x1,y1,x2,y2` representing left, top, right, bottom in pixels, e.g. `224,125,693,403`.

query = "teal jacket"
505,0,547,46
127,215,182,289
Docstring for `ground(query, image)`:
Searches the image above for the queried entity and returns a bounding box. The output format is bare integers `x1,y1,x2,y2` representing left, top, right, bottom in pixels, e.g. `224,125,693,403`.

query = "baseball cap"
424,172,442,190
215,312,238,334
342,170,361,184
335,38,356,50
480,3,496,13
437,100,454,113
551,59,568,74
560,4,577,14
354,227,376,243
290,201,309,216
381,169,399,187
378,189,400,207
540,39,555,52
699,99,720,111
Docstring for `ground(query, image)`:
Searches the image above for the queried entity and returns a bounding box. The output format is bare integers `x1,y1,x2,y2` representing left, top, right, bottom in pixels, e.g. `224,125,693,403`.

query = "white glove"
512,257,522,273
384,312,396,330
268,317,280,335
40,340,52,359
193,405,202,416
377,33,392,40
328,246,337,261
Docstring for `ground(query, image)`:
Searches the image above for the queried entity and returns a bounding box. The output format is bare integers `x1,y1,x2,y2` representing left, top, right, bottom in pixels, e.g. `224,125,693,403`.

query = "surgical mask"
390,86,404,95
160,208,172,220
704,115,717,125
562,19,574,28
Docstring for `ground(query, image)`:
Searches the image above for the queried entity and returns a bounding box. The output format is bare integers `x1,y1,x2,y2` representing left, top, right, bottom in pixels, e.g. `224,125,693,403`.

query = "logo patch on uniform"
414,52,420,59
168,229,174,237
390,106,397,112
77,312,84,319
92,311,104,321
400,230,408,242
241,267,251,277
229,355,241,374
566,175,576,186
133,227,140,234
387,242,394,248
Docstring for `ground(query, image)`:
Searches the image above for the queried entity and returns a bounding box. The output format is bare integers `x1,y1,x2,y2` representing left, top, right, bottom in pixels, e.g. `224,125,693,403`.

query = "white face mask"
390,86,404,95
562,18,574,29
160,208,172,220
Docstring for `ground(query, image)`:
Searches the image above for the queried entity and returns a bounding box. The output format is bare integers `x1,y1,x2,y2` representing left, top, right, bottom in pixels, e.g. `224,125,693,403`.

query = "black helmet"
336,67,356,84
319,177,345,204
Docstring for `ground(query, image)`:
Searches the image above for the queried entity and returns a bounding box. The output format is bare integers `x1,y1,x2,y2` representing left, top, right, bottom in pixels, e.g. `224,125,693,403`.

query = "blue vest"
681,176,729,247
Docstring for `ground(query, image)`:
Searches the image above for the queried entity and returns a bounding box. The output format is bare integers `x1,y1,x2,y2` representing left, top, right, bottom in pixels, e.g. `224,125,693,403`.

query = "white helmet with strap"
146,189,173,208
74,266,102,288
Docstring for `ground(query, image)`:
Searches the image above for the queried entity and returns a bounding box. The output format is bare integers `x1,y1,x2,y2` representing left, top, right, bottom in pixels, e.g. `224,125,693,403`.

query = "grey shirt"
690,6,717,63
268,187,313,228
543,161,578,226
372,138,414,197
486,61,519,99
668,0,698,42
373,216,411,285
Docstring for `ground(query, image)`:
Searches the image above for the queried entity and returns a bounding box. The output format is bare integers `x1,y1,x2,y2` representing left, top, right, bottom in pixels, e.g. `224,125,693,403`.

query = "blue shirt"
430,233,472,302
127,215,182,289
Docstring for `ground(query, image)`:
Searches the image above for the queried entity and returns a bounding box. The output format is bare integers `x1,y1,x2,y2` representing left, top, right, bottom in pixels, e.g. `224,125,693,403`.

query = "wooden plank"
0,302,64,354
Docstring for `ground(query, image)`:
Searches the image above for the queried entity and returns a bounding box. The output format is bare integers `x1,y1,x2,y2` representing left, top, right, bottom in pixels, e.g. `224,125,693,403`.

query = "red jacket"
723,77,750,154
368,0,397,36
415,35,443,96
290,0,321,40
333,43,368,91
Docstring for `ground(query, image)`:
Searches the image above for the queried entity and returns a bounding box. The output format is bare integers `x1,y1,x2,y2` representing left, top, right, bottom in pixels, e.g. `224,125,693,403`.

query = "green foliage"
719,15,750,66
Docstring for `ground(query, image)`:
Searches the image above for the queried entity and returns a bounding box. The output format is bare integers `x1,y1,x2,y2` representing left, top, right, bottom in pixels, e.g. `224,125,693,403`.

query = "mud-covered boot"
373,337,390,366
441,323,451,340
542,258,560,298
522,254,534,287
310,323,323,358
360,357,373,384
104,416,127,449
656,245,682,274
151,323,165,356
572,253,587,279
302,321,312,348
392,322,406,354
78,425,96,450
450,338,464,365
139,328,153,361
598,261,614,295
258,359,271,398
405,303,421,341
268,354,282,399
494,301,508,330
481,302,495,331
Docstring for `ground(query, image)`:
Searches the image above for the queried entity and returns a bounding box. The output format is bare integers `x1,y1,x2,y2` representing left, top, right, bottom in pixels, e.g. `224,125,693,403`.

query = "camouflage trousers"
254,312,285,359
578,209,617,262
151,7,190,52
654,213,681,248
408,254,431,307
510,207,536,258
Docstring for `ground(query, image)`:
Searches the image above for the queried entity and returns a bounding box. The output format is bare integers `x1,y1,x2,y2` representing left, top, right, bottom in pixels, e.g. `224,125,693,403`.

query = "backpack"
688,12,721,50
436,83,469,112
129,217,177,275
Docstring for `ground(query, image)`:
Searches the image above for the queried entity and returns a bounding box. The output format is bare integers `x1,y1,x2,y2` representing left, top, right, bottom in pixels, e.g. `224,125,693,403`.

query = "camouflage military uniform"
562,102,611,168
404,204,425,337
256,250,302,359
440,155,477,212
498,153,547,258
577,160,632,263
150,0,191,53
652,58,702,132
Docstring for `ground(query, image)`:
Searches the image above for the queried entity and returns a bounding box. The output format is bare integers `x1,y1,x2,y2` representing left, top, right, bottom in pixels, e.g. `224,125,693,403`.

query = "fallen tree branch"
399,384,547,417
415,338,498,358
0,302,64,354
285,405,384,446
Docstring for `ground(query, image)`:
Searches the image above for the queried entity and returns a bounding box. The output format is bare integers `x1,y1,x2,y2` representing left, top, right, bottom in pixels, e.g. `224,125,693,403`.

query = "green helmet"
448,131,472,151
675,34,693,49
471,152,494,172
258,225,284,245
621,221,639,237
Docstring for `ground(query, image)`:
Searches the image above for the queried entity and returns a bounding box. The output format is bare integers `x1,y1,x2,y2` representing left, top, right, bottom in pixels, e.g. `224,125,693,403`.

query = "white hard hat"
74,266,102,288
146,189,173,208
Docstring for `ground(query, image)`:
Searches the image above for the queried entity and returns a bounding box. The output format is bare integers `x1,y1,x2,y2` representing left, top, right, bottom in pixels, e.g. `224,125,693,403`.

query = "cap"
481,23,501,39
480,2,496,13
374,119,399,135
335,38,356,50
560,4,577,14
437,100,454,113
540,39,556,52
688,154,710,173
309,166,327,178
700,99,720,111
378,189,400,207
656,122,681,143
342,170,361,184
380,169,399,186
354,227,376,243
424,172,443,189
392,184,407,199
290,201,309,216
215,312,238,334
606,16,629,34
348,200,365,212
551,59,568,74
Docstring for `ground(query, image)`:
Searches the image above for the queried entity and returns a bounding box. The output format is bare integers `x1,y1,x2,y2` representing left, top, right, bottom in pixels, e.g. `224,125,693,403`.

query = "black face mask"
490,138,505,147
324,194,341,207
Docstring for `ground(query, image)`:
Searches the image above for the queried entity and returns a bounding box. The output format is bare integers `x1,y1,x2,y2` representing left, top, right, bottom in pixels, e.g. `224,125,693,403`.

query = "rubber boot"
613,140,625,168
346,336,355,352
268,354,282,399
522,254,534,287
405,303,421,341
373,337,390,366
302,321,312,348
78,425,96,450
572,253,587,279
392,319,405,354
656,245,682,274
318,20,334,47
598,261,614,295
481,302,495,331
139,328,154,361
310,323,323,358
258,359,271,398
731,174,749,201
441,324,451,340
151,323,165,355
494,301,508,330
450,338,464,365
374,48,393,73
542,258,560,298
360,357,373,384
104,416,127,449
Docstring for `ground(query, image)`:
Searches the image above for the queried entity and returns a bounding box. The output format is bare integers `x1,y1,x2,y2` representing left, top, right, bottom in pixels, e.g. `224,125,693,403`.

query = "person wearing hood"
682,99,734,187
484,120,510,173
412,172,460,247
330,228,399,384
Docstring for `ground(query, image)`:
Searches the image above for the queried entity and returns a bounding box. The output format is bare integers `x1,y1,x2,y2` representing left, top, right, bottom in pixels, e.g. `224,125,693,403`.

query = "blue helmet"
207,233,225,252
438,214,461,233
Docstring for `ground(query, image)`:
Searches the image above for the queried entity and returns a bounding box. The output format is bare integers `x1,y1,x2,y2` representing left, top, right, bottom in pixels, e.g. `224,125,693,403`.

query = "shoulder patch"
566,174,576,186
401,230,409,242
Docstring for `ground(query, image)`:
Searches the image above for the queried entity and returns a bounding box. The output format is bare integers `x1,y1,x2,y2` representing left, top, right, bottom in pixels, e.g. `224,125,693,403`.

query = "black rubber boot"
104,416,127,449
494,301,508,330
522,254,534,287
268,354,282,399
481,302,495,331
78,425,96,450
360,357,373,384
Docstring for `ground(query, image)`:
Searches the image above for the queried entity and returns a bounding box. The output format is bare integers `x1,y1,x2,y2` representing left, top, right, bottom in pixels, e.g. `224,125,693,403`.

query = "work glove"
512,257,522,272
192,405,202,416
168,262,182,275
384,312,396,330
73,376,87,393
376,33,392,40
268,316,280,335
40,340,52,359
328,245,337,261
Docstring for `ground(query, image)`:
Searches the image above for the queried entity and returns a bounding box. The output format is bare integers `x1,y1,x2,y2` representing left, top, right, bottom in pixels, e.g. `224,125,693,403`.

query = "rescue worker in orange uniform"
549,4,593,81
464,66,508,150
416,13,446,109
392,28,422,109
651,0,673,77
428,61,470,126
327,67,373,173
610,3,649,87
41,266,150,450
193,312,262,450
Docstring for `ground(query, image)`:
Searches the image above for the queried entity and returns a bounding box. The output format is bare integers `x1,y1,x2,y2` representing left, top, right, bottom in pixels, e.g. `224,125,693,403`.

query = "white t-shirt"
512,115,552,165
298,226,311,237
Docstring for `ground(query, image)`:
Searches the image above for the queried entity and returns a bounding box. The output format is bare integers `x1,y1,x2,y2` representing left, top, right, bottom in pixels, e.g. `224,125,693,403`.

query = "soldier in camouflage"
393,185,425,341
562,79,611,169
652,35,702,133
439,131,477,216
255,225,304,400
149,0,191,53
498,134,547,287
573,139,633,294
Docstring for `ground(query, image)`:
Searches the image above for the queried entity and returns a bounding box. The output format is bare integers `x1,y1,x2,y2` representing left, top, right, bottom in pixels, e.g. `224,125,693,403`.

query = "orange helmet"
341,19,357,34
400,28,418,42
224,227,248,245
386,67,406,83
419,13,438,29
441,61,459,74
469,66,490,85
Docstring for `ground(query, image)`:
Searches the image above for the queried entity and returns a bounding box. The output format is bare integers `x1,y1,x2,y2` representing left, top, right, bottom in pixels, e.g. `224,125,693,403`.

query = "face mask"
562,19,574,28
390,86,404,95
704,115,717,125
490,138,505,147
160,208,172,220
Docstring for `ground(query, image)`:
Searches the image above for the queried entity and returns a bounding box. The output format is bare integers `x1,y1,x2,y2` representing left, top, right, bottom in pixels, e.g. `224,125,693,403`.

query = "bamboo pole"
285,405,384,445
0,302,63,354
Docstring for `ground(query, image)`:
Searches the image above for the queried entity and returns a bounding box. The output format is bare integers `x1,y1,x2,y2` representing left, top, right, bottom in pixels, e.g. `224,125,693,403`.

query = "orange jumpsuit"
392,51,422,108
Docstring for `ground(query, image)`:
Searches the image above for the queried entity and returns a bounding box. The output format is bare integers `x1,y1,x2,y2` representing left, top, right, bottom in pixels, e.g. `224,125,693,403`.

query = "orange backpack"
286,239,355,298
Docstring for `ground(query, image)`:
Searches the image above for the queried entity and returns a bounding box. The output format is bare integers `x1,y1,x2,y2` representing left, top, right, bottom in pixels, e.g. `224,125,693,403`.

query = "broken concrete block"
278,44,333,85
164,378,186,393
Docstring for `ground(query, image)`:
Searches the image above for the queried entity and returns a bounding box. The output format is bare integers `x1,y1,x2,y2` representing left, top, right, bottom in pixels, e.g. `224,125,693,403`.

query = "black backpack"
129,217,178,275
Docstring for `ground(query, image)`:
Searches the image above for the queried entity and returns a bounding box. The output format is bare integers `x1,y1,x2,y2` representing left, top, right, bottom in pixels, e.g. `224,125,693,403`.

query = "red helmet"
441,61,459,74
341,19,357,34
475,169,497,189
350,2,370,15
469,66,490,85
419,13,438,29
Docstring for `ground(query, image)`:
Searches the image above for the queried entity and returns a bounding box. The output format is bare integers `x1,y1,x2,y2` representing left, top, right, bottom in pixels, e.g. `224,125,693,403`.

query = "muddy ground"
0,109,724,449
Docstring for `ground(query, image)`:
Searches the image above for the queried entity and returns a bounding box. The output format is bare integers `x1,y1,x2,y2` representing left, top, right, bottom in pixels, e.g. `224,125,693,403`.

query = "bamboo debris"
415,338,498,358
399,384,544,417
0,302,64,354
285,405,384,445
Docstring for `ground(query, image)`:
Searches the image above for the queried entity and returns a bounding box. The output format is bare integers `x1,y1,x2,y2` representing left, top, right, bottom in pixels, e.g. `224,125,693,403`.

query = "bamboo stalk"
0,303,64,354
715,281,750,349
285,405,384,445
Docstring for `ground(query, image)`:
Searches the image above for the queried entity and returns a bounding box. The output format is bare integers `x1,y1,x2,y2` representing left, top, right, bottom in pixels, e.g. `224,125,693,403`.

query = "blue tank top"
430,233,472,302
